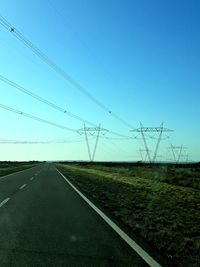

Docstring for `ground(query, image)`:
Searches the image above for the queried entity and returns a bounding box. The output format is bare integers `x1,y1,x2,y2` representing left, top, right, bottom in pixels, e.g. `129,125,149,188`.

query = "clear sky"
0,0,199,161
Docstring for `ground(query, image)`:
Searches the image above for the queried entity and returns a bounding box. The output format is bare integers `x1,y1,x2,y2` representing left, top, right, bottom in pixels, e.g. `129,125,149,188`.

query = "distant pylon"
183,154,191,163
132,122,173,163
137,149,151,162
168,144,187,163
78,124,108,161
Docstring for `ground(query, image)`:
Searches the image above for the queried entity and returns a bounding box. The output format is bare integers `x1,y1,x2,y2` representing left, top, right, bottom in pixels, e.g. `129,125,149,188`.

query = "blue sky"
0,0,199,161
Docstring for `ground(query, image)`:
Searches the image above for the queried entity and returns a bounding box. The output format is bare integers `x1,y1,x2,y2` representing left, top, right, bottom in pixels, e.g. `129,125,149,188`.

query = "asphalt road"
0,163,149,267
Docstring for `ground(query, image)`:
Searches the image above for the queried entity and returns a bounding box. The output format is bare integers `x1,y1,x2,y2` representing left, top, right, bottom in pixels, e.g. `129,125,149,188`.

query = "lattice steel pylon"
183,154,191,163
78,124,108,161
169,144,187,163
132,122,173,163
137,149,151,162
137,149,145,161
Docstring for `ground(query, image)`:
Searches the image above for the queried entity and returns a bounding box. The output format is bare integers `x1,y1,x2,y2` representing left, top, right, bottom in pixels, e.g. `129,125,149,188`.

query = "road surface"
0,163,151,266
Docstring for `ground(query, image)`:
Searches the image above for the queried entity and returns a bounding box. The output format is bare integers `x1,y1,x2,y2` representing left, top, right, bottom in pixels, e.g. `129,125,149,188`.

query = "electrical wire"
101,136,133,141
0,74,133,139
0,103,78,132
0,74,96,127
0,14,134,129
0,138,84,144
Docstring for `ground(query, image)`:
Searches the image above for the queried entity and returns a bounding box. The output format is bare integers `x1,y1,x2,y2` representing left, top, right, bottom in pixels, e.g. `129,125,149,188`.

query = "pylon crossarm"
79,124,105,162
131,127,173,133
131,122,173,163
169,144,187,163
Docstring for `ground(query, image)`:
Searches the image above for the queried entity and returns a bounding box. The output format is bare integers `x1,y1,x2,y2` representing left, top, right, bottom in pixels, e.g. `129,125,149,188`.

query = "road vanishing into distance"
0,163,156,267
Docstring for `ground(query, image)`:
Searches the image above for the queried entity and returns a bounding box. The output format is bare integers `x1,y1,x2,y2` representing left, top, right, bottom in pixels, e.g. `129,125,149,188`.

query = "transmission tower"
169,144,187,163
78,124,108,161
137,149,145,161
183,154,191,163
179,153,191,163
132,122,173,163
137,149,152,162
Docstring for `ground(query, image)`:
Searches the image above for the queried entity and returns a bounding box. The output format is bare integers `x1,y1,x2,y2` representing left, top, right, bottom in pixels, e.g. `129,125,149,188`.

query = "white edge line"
19,184,27,190
0,165,38,181
0,197,10,208
56,169,162,267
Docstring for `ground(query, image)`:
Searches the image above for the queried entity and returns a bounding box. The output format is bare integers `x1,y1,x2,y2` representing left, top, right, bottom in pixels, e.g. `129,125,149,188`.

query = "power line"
0,103,78,132
0,101,132,139
100,137,132,157
0,74,96,127
0,74,133,139
102,136,133,140
0,14,134,129
78,124,105,161
131,122,173,162
168,144,187,163
0,138,84,144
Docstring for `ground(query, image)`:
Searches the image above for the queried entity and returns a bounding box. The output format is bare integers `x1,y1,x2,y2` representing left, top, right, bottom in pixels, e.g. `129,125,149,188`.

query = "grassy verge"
57,163,200,267
0,162,38,177
71,163,200,190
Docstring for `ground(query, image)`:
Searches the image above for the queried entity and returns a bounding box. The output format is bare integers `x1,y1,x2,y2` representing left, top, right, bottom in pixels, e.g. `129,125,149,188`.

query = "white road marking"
57,169,161,267
0,198,10,208
19,184,27,190
0,166,37,181
30,177,34,180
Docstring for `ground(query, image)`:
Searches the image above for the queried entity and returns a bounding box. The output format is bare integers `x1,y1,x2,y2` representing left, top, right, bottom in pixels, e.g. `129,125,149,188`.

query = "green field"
57,162,200,267
0,161,39,177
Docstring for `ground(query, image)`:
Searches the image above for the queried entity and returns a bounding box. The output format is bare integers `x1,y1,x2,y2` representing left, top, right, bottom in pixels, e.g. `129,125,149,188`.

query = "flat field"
0,161,39,177
57,162,200,267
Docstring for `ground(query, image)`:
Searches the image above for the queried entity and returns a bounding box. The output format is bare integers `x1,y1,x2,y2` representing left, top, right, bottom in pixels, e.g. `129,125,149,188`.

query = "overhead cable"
0,15,134,129
0,103,77,132
0,138,84,144
0,74,133,139
0,74,96,127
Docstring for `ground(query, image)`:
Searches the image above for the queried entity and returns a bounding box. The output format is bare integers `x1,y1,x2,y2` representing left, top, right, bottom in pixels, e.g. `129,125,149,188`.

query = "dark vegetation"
0,161,40,177
57,162,200,267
